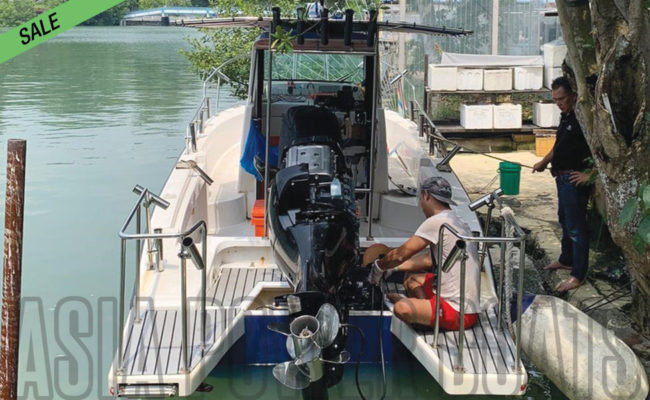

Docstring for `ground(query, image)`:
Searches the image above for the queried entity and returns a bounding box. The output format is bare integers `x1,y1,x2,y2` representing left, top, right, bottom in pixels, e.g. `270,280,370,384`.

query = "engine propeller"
268,302,348,390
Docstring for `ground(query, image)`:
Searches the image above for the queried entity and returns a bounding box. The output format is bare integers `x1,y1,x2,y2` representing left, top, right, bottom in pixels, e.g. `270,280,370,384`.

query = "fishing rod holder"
431,220,527,374
176,160,214,185
436,144,461,172
133,185,170,272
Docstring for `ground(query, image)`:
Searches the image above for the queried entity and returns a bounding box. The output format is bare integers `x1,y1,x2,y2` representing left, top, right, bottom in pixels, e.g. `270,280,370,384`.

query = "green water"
0,27,565,399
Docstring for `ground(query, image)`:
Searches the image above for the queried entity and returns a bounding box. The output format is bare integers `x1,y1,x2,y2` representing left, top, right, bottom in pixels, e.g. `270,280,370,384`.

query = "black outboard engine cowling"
269,106,359,294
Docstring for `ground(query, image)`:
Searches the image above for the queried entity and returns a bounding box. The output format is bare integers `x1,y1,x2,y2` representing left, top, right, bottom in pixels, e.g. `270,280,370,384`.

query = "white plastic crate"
460,104,493,130
533,102,561,127
456,68,483,91
493,104,522,129
513,66,543,90
483,69,512,91
544,67,563,89
428,66,457,91
543,42,567,67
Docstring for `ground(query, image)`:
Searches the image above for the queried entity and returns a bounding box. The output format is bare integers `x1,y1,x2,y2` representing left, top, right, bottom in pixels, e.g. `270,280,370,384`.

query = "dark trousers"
556,173,590,281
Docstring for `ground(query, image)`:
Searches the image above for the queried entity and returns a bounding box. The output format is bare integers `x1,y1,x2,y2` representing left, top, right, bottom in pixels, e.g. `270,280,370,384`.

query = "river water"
0,26,565,400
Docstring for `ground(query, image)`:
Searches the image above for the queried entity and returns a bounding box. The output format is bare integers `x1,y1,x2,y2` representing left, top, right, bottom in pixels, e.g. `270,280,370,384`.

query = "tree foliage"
181,27,259,99
182,0,381,98
0,0,38,27
0,0,209,27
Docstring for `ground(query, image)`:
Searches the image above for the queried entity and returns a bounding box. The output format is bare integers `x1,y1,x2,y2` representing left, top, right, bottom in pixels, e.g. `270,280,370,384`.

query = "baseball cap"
420,176,457,206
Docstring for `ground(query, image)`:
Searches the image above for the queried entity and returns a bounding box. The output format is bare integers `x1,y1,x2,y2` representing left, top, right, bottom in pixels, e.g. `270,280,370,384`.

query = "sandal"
555,277,584,292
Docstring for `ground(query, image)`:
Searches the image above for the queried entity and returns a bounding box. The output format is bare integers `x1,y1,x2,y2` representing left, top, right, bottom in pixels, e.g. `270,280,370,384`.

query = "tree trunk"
556,0,650,333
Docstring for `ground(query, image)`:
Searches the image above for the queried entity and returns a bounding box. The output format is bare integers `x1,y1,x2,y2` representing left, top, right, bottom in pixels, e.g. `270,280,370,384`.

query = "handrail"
116,186,208,376
430,220,526,374
208,52,250,113
185,53,252,154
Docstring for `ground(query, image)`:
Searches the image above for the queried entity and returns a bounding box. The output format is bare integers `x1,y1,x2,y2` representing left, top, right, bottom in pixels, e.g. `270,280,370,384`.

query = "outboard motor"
269,105,359,294
267,106,359,398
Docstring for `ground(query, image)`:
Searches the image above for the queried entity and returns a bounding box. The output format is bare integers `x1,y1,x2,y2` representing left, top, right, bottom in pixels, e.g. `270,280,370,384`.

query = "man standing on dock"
532,76,593,292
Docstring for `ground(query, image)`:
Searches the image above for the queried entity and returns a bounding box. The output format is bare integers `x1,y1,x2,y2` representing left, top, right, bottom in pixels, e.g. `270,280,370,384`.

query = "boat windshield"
265,51,365,83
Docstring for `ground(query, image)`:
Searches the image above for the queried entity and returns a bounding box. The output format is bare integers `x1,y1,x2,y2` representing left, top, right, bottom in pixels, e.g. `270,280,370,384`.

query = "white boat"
106,10,531,398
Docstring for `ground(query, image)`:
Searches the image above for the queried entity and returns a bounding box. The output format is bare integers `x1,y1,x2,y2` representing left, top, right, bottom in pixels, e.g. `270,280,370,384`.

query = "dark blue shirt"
551,110,592,172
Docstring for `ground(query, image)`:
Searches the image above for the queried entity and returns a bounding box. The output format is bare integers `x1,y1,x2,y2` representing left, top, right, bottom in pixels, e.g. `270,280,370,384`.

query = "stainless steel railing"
185,54,250,154
116,185,207,376
431,205,526,374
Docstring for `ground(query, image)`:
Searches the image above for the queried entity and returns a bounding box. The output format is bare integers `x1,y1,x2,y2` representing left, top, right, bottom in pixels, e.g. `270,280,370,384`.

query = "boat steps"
111,266,290,397
383,281,527,396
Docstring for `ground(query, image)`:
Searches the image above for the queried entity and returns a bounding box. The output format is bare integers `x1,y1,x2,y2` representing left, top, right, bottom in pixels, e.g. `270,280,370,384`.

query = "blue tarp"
239,120,278,181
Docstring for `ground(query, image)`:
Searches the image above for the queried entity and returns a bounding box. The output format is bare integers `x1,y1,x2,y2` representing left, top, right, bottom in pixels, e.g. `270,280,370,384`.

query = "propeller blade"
287,335,321,365
293,340,320,366
315,303,340,348
267,321,291,336
286,336,296,358
272,361,310,390
321,350,351,364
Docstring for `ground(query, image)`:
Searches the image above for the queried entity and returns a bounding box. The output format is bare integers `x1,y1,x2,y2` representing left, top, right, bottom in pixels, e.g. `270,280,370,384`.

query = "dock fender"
518,294,649,400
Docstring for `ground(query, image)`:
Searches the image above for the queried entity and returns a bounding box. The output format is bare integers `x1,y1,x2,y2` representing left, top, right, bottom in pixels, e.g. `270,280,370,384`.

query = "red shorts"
423,273,479,330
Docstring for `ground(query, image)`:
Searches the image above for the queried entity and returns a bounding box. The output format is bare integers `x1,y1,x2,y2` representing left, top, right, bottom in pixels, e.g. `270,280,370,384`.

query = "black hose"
344,323,368,400
344,283,388,400
376,286,387,400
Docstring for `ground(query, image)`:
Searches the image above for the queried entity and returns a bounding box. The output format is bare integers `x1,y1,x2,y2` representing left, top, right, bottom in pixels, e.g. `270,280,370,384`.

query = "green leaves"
633,233,645,254
619,180,650,254
638,216,650,244
271,25,295,54
620,197,639,227
643,185,650,208
181,27,259,99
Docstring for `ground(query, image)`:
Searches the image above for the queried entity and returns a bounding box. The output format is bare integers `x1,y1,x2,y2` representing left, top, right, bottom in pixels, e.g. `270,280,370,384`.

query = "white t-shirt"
414,210,481,313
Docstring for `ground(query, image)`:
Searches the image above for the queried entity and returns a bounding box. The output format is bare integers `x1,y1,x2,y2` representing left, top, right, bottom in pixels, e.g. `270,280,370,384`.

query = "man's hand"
569,171,590,185
367,260,399,286
368,260,383,286
532,160,548,173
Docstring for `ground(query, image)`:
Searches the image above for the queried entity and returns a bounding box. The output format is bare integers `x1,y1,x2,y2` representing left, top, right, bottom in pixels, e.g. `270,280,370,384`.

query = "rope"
479,174,499,193
471,150,535,170
423,118,536,169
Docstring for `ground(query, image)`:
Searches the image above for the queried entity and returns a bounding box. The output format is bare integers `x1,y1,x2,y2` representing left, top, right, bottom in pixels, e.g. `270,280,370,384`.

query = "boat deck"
113,264,524,397
113,266,290,397
384,280,526,395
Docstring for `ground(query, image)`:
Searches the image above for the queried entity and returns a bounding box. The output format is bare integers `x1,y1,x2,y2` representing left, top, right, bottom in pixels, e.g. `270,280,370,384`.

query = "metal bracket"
436,144,461,172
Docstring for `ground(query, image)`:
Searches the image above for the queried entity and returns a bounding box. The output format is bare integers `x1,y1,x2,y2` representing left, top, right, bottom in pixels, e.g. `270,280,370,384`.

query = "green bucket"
499,161,521,195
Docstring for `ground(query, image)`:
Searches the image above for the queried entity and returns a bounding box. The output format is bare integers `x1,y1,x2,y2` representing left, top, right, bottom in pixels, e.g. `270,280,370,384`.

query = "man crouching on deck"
366,176,481,330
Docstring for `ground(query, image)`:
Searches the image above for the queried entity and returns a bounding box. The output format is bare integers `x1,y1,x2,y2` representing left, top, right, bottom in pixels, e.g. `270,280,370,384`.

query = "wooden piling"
1,139,26,400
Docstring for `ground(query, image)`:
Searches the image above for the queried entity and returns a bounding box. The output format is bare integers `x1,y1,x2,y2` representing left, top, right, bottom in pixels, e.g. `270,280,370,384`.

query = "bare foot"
543,261,572,271
386,293,405,304
555,277,584,292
